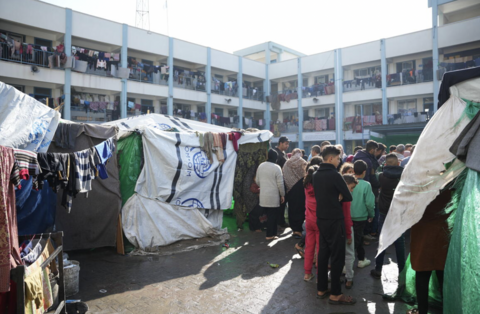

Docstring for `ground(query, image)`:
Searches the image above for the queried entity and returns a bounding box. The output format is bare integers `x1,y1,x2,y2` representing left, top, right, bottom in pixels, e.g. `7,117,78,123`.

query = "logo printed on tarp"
155,123,172,130
185,146,211,178
180,198,204,208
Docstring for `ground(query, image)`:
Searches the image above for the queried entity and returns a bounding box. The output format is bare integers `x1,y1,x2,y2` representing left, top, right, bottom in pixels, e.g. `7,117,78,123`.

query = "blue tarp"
16,178,57,235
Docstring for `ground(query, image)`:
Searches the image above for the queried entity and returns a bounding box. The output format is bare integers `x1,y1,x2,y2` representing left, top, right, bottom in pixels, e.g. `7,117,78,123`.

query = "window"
197,105,205,113
355,103,382,116
0,30,24,43
397,99,417,114
34,38,52,48
228,110,237,117
141,99,153,114
141,59,153,65
214,108,223,115
254,112,263,119
396,60,416,73
315,108,329,118
33,87,51,100
214,74,223,80
127,97,136,112
315,75,328,84
244,111,252,118
423,97,434,113
354,66,381,78
11,85,25,93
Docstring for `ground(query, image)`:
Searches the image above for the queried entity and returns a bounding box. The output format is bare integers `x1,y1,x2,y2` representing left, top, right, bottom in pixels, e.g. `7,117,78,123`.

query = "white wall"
0,62,65,84
342,41,381,66
386,82,433,98
73,12,122,46
301,51,335,74
127,81,168,97
0,0,66,33
173,87,207,103
439,16,480,48
211,49,238,73
269,59,297,80
242,59,265,79
343,89,382,104
174,39,207,65
386,29,432,58
128,27,169,56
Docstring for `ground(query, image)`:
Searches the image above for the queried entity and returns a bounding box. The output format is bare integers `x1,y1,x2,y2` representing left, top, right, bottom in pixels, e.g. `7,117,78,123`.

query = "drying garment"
10,149,41,189
36,153,70,192
94,137,116,179
229,132,242,152
450,103,480,172
73,148,97,194
0,146,22,293
53,122,83,150
378,96,469,254
22,241,42,264
212,133,225,164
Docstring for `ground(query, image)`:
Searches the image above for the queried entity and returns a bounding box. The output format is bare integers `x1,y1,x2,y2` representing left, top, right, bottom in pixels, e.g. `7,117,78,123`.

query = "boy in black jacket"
370,153,406,279
314,145,356,305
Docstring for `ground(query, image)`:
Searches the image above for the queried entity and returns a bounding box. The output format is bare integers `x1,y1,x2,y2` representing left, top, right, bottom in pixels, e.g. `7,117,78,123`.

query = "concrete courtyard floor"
68,214,441,314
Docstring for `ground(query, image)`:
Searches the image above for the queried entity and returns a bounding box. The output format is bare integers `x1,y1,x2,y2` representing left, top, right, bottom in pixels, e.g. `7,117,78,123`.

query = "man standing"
400,145,415,167
256,149,285,240
273,136,290,228
309,145,321,161
353,140,381,238
389,145,397,154
371,153,406,278
394,144,406,162
404,143,413,157
376,143,387,165
314,145,356,305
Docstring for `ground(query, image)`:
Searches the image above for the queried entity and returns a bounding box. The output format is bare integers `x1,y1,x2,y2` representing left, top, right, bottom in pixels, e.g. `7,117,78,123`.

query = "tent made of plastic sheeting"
378,96,468,254
122,194,226,249
103,113,273,143
48,122,122,251
0,82,60,152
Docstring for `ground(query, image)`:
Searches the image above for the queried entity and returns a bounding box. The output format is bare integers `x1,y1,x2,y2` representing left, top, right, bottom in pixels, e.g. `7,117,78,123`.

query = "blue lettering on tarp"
181,198,204,208
193,150,211,178
28,120,49,145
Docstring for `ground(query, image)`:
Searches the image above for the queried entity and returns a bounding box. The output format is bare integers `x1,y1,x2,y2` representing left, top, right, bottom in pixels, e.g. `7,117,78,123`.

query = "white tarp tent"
0,82,60,152
105,114,273,248
378,96,468,253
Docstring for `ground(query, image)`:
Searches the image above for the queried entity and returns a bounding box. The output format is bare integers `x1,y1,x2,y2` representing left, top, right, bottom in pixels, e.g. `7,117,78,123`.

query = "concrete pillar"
263,43,271,131
297,58,304,149
63,8,72,120
432,0,439,113
237,56,243,128
334,49,344,147
167,37,174,116
120,24,128,119
380,39,388,124
206,47,212,123
153,99,161,114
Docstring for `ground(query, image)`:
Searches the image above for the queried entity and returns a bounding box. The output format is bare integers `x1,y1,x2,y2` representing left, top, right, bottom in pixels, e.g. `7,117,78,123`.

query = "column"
263,43,271,132
380,39,388,125
120,24,128,119
237,56,243,128
297,57,304,149
63,8,72,120
153,99,161,114
167,37,174,116
432,0,439,113
334,49,344,147
206,47,212,123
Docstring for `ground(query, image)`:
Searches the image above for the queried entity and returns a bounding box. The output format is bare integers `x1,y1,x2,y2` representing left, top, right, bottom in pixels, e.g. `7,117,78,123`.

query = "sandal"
329,294,356,305
304,274,314,282
345,280,353,289
266,236,278,241
295,244,305,258
406,309,419,314
316,289,330,299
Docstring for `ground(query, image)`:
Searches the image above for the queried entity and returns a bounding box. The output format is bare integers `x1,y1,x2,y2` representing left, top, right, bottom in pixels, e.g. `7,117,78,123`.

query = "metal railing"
343,78,379,92
0,42,56,69
387,70,434,87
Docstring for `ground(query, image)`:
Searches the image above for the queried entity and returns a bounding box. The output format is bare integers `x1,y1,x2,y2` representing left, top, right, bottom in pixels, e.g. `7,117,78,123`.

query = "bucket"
64,261,80,297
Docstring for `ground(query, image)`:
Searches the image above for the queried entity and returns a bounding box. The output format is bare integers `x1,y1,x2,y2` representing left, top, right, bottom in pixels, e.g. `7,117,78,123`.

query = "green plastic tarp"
117,133,143,205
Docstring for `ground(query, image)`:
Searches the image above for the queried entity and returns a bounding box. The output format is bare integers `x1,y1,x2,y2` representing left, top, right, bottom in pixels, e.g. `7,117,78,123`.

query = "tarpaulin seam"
166,133,182,202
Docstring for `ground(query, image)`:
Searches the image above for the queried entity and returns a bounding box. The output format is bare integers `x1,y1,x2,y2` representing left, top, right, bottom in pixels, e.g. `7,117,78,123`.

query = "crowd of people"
253,136,427,312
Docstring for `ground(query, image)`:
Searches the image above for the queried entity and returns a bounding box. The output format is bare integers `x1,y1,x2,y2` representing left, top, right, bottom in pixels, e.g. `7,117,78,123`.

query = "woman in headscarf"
283,148,308,238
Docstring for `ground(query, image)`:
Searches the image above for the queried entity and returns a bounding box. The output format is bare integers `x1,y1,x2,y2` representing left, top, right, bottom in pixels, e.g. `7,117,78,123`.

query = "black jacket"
378,166,404,214
273,147,288,169
353,150,380,196
313,163,353,220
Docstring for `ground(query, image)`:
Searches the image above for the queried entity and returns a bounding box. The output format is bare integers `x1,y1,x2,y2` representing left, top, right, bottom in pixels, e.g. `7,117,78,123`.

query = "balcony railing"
343,76,381,92
387,112,428,124
0,41,58,69
303,118,336,132
343,115,383,132
387,70,434,87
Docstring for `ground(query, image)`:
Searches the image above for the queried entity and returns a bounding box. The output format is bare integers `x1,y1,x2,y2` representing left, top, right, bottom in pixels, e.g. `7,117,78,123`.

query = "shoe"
370,269,382,279
357,258,371,268
363,234,375,241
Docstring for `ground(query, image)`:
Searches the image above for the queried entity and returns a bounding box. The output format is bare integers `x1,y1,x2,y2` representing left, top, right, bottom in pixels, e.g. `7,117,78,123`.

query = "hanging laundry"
94,137,115,179
10,149,41,189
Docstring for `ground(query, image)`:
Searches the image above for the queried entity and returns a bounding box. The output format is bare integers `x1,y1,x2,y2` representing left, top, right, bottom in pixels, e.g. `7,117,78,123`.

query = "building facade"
1,0,480,154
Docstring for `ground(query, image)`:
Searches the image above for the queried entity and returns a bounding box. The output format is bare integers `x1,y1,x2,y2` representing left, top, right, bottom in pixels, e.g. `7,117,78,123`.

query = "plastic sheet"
117,133,143,205
444,169,480,314
383,255,442,308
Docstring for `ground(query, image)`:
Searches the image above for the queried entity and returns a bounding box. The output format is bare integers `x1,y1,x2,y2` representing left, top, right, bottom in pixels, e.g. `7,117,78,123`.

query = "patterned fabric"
11,149,42,189
0,145,21,293
233,142,269,228
282,149,307,194
74,148,97,193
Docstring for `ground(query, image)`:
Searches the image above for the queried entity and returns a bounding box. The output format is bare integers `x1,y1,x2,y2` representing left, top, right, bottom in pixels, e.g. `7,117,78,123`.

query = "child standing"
350,160,375,268
342,175,358,289
303,165,320,281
